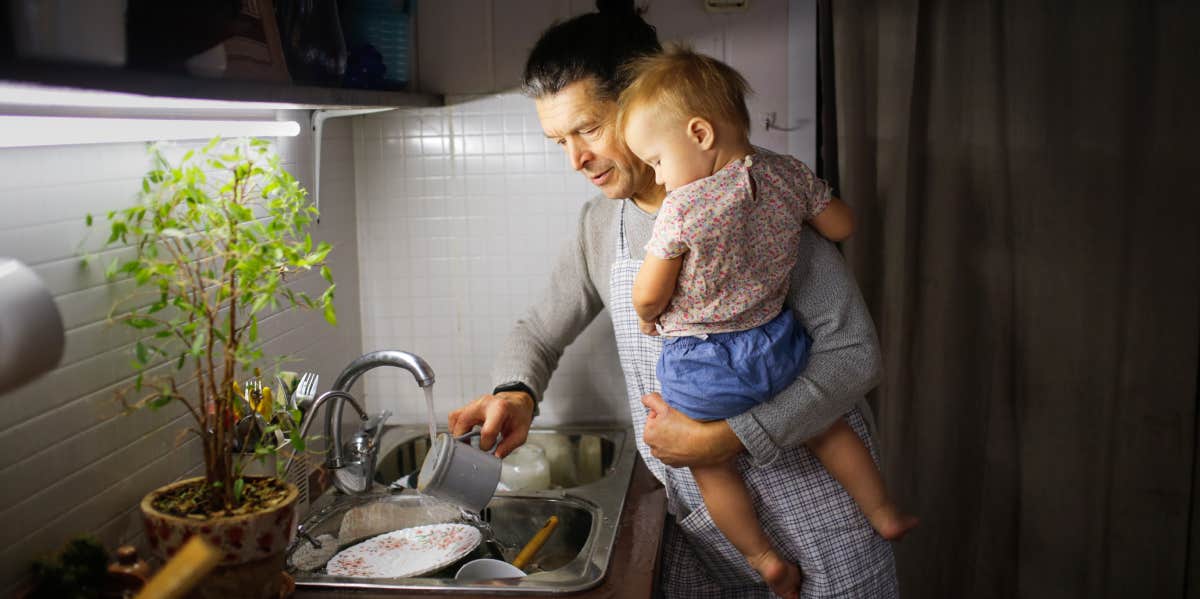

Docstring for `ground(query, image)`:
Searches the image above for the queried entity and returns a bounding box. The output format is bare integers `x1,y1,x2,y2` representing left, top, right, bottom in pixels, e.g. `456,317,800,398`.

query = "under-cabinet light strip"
0,82,302,111
0,116,301,148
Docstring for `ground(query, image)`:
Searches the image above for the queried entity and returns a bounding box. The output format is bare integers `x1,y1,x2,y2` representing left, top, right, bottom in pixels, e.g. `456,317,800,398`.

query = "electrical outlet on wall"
704,0,750,13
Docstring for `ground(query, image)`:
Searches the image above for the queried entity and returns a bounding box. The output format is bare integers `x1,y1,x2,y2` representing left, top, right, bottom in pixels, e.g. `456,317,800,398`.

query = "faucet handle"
363,409,391,434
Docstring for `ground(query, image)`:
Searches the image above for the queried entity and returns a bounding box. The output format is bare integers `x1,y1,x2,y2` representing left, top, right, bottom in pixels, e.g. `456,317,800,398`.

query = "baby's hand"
639,318,659,336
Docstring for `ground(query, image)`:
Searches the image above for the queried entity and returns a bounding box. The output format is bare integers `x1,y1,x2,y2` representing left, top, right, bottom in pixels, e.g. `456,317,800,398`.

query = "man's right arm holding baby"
644,229,881,468
453,200,881,468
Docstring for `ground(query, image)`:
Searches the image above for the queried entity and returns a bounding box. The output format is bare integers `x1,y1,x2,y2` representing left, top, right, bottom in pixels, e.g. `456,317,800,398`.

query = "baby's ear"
686,117,716,150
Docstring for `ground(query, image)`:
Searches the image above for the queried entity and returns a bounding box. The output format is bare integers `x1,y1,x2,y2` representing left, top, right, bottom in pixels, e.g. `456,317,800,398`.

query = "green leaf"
147,395,172,409
251,294,270,315
127,318,156,329
248,316,258,342
233,478,244,503
323,301,337,326
288,428,306,452
135,341,148,366
85,213,93,227
320,265,333,283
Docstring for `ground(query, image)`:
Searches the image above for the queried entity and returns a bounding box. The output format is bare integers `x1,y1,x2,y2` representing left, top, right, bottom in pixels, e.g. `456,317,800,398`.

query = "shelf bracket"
311,107,398,221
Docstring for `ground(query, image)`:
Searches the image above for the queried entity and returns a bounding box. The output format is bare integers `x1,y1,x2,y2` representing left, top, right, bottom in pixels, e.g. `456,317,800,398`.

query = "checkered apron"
609,201,898,598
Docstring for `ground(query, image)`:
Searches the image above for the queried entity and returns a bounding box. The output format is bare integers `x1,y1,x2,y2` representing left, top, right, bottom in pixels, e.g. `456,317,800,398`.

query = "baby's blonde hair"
616,44,752,141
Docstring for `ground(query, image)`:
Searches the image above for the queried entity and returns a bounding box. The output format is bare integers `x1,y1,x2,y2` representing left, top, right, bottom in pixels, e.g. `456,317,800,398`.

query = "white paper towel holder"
0,258,65,395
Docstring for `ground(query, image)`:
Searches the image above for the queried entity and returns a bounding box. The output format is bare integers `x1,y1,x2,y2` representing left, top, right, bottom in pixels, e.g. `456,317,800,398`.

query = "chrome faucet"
324,350,435,494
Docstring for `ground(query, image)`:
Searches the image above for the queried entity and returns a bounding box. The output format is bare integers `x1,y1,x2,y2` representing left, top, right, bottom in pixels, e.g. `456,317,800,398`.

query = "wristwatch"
492,381,539,416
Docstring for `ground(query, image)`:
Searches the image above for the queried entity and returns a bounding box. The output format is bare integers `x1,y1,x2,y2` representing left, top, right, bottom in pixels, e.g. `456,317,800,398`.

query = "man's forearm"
492,210,604,404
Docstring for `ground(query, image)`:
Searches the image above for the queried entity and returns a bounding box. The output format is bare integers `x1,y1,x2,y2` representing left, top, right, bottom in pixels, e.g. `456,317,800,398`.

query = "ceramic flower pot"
140,477,299,599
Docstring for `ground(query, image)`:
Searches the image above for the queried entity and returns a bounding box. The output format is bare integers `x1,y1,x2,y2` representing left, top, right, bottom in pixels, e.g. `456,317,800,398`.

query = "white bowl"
454,558,526,582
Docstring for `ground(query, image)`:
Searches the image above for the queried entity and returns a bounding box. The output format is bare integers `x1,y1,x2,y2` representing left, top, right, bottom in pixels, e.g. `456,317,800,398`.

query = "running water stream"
424,385,437,444
419,384,509,555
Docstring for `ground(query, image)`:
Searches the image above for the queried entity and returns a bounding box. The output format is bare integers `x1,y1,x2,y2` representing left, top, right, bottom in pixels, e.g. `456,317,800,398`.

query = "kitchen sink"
287,426,634,593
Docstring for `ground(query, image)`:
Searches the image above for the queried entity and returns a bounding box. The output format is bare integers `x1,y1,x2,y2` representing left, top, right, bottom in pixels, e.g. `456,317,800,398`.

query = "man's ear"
686,117,716,150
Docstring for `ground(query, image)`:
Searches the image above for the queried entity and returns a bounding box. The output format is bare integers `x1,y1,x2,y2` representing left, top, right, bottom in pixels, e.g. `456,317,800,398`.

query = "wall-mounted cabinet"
416,0,591,95
0,59,441,109
1,0,438,109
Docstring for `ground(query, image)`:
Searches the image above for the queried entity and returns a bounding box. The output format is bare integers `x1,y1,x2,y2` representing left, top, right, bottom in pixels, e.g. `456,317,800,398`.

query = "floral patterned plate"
326,523,482,578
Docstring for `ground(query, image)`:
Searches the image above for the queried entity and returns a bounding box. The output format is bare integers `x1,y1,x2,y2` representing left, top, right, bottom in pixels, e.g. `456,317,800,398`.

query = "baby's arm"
808,197,856,242
633,253,683,324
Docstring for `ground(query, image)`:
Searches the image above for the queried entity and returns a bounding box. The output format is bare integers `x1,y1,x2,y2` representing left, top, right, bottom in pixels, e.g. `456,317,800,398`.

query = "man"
448,2,898,596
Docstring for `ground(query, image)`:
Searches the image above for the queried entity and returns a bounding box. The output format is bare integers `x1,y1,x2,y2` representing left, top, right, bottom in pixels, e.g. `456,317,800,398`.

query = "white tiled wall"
352,95,629,427
0,113,362,593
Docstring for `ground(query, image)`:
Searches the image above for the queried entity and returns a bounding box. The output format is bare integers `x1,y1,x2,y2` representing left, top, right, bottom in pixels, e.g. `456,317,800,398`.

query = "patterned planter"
140,477,299,599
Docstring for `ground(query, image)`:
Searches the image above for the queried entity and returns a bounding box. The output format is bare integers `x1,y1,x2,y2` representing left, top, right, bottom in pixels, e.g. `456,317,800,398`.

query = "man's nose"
566,140,592,172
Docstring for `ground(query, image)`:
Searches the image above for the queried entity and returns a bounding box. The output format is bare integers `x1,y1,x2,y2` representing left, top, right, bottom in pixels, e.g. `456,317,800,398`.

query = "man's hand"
448,391,535,458
639,317,659,336
640,393,744,467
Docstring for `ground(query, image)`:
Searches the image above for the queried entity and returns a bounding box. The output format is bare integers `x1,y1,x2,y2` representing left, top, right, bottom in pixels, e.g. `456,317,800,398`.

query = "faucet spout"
332,350,435,390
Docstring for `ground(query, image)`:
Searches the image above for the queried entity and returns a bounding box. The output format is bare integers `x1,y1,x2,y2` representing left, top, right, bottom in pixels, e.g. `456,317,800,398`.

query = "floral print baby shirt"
645,152,832,336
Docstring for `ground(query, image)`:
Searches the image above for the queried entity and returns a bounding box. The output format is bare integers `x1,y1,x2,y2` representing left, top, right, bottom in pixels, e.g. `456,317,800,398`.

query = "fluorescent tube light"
0,116,301,148
0,82,303,111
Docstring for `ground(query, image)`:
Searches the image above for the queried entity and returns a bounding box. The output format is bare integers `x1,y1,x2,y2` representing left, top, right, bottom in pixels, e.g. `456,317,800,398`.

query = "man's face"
535,79,655,200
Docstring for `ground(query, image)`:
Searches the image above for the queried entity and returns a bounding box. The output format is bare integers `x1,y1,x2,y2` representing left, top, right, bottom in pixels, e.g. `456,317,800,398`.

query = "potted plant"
88,137,336,598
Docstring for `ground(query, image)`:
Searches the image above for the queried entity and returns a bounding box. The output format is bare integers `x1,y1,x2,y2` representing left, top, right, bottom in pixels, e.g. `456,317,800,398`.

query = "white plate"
326,523,482,578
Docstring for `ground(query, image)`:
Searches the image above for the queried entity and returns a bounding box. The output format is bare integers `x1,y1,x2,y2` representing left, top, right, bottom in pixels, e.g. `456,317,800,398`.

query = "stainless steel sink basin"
287,426,634,593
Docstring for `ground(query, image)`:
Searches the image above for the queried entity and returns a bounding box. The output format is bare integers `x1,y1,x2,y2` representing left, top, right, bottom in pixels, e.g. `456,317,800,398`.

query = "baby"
618,46,917,597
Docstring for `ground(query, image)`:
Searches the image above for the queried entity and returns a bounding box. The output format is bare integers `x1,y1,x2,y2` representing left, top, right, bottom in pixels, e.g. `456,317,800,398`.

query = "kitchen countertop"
294,455,668,599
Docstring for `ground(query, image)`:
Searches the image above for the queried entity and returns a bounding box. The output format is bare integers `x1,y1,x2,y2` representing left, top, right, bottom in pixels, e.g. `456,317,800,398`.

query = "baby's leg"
806,419,919,540
691,461,801,599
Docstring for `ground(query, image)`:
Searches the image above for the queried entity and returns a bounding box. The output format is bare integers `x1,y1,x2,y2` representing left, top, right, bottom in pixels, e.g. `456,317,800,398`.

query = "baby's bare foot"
866,503,920,541
747,550,801,599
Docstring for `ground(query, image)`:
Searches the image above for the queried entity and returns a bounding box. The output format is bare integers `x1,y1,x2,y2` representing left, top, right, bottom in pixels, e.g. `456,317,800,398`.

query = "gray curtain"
825,1,1199,597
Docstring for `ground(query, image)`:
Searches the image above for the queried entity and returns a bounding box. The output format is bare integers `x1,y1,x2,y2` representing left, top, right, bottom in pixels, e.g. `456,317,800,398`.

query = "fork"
246,375,265,413
293,372,318,413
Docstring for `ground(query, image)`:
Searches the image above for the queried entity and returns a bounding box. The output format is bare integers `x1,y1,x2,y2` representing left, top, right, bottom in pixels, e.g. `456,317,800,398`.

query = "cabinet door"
417,0,578,95
492,1,582,91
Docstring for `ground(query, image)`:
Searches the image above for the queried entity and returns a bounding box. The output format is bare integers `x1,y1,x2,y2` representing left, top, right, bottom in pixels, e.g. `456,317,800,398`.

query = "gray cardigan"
492,197,882,466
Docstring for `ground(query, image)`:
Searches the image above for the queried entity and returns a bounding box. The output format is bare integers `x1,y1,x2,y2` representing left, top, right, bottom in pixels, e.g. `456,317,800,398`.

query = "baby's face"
622,105,714,193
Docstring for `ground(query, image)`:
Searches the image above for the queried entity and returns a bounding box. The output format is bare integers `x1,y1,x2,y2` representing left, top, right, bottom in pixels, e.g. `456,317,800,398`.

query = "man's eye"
555,139,566,146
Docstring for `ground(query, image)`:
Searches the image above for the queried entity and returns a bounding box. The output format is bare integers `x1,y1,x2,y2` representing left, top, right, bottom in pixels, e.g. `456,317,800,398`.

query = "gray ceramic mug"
417,430,502,514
